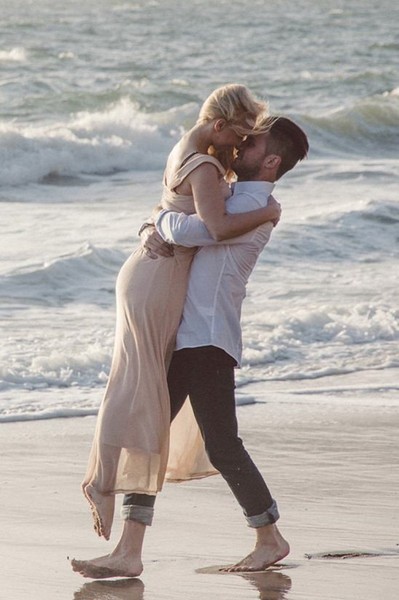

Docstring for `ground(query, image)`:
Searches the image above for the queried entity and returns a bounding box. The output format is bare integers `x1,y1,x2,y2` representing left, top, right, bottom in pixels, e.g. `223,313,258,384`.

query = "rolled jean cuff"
245,499,279,528
120,504,154,526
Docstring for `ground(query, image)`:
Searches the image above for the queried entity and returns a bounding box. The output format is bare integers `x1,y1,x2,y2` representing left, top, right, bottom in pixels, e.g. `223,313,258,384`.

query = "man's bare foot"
82,484,115,540
71,553,143,579
222,540,289,572
221,524,290,573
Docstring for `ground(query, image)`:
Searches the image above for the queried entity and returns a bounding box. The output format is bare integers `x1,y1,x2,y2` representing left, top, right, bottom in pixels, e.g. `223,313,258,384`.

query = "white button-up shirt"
155,181,275,366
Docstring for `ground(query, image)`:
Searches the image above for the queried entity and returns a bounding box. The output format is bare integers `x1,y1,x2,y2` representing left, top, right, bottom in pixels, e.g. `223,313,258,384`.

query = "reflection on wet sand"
72,569,292,600
73,577,144,600
241,570,292,600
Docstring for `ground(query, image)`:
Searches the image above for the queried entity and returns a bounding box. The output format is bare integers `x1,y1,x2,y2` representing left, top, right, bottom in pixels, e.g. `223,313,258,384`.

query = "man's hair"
259,116,309,179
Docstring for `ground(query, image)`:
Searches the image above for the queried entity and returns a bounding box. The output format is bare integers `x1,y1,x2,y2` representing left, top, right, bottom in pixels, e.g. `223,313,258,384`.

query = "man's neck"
236,177,274,183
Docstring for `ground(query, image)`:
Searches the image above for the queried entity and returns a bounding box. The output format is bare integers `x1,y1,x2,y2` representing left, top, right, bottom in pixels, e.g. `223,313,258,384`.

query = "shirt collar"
234,180,275,195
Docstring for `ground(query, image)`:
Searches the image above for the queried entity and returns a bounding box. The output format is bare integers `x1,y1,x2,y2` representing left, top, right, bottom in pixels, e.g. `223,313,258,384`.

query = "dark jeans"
123,346,278,527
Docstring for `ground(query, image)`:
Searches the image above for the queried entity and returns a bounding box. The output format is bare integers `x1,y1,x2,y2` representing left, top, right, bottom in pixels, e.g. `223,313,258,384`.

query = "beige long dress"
83,154,223,497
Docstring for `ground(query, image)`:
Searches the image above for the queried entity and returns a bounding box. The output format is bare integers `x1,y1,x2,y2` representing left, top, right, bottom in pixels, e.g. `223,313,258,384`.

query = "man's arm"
155,210,218,247
155,193,279,248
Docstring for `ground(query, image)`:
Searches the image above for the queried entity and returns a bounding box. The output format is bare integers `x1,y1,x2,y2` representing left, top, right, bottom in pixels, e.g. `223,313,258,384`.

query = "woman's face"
213,120,247,150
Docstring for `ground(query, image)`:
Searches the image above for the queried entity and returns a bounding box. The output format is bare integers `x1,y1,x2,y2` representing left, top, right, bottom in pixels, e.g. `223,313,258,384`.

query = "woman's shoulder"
176,152,225,178
164,150,225,192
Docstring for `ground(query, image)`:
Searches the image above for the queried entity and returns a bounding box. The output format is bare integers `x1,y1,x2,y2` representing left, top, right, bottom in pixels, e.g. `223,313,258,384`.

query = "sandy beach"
1,0,398,597
1,374,398,600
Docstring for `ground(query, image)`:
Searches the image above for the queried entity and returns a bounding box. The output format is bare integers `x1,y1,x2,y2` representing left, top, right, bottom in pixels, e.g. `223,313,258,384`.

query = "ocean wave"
0,406,98,423
303,91,399,157
1,89,398,189
0,389,254,423
273,199,399,261
0,387,101,423
273,303,399,346
0,47,27,62
370,42,399,51
0,98,198,187
0,341,111,393
0,243,125,306
1,299,397,414
241,301,399,382
342,198,399,228
1,91,398,188
244,303,399,360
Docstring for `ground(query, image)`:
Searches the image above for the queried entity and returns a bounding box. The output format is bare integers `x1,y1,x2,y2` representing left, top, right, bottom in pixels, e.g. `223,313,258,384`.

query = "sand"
1,376,398,600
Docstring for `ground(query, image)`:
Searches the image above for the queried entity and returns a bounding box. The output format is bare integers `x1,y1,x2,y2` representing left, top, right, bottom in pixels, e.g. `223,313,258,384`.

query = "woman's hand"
140,225,174,259
267,195,282,227
220,179,232,201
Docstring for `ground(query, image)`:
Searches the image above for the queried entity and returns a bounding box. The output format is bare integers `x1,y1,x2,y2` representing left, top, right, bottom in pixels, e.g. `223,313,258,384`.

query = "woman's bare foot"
71,519,146,579
83,483,115,540
71,553,143,579
221,523,290,573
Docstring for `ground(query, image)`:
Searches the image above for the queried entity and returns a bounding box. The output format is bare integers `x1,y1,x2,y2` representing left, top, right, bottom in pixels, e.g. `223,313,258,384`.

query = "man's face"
233,133,268,180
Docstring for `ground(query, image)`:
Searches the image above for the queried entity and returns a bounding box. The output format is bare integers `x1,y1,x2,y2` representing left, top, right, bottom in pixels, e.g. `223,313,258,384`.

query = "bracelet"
138,221,154,237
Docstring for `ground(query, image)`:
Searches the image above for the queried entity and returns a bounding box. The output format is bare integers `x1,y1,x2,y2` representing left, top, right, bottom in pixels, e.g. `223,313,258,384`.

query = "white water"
1,0,398,421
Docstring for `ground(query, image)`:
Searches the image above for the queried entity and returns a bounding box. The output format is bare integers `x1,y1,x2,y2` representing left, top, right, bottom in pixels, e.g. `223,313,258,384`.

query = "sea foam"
0,47,27,62
0,98,197,187
1,90,398,188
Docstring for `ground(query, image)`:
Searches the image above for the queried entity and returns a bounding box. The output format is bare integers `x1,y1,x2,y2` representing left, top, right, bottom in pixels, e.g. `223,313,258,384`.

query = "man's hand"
140,225,174,259
267,195,281,227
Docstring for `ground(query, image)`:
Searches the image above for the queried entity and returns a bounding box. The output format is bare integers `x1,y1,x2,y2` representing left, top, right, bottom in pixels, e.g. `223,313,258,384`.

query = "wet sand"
1,379,398,600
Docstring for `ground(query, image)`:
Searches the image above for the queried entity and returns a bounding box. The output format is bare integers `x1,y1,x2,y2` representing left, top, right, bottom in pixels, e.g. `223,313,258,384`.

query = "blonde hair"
252,114,280,134
198,83,267,135
198,84,268,176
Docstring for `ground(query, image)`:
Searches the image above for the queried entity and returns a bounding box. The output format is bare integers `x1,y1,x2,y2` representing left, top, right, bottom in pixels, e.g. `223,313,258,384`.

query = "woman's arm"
187,163,281,241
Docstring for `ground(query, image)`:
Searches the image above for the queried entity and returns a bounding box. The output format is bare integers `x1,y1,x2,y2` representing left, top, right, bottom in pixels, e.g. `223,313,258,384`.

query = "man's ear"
264,154,281,170
264,154,280,167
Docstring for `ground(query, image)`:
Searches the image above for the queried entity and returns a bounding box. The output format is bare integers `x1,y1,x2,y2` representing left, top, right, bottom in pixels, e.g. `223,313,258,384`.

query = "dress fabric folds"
83,154,224,496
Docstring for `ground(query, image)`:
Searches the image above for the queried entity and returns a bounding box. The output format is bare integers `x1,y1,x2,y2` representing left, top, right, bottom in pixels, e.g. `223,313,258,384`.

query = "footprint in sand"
305,547,399,560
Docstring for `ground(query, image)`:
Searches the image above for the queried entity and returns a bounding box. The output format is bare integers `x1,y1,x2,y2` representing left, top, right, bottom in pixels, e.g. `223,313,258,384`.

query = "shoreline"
2,366,399,424
1,391,398,599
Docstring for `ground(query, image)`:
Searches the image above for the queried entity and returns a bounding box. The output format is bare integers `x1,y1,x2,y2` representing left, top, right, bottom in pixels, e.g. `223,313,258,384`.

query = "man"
73,116,308,578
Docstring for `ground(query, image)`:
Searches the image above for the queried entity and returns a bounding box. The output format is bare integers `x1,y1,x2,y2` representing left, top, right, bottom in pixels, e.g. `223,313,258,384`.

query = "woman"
78,84,281,554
